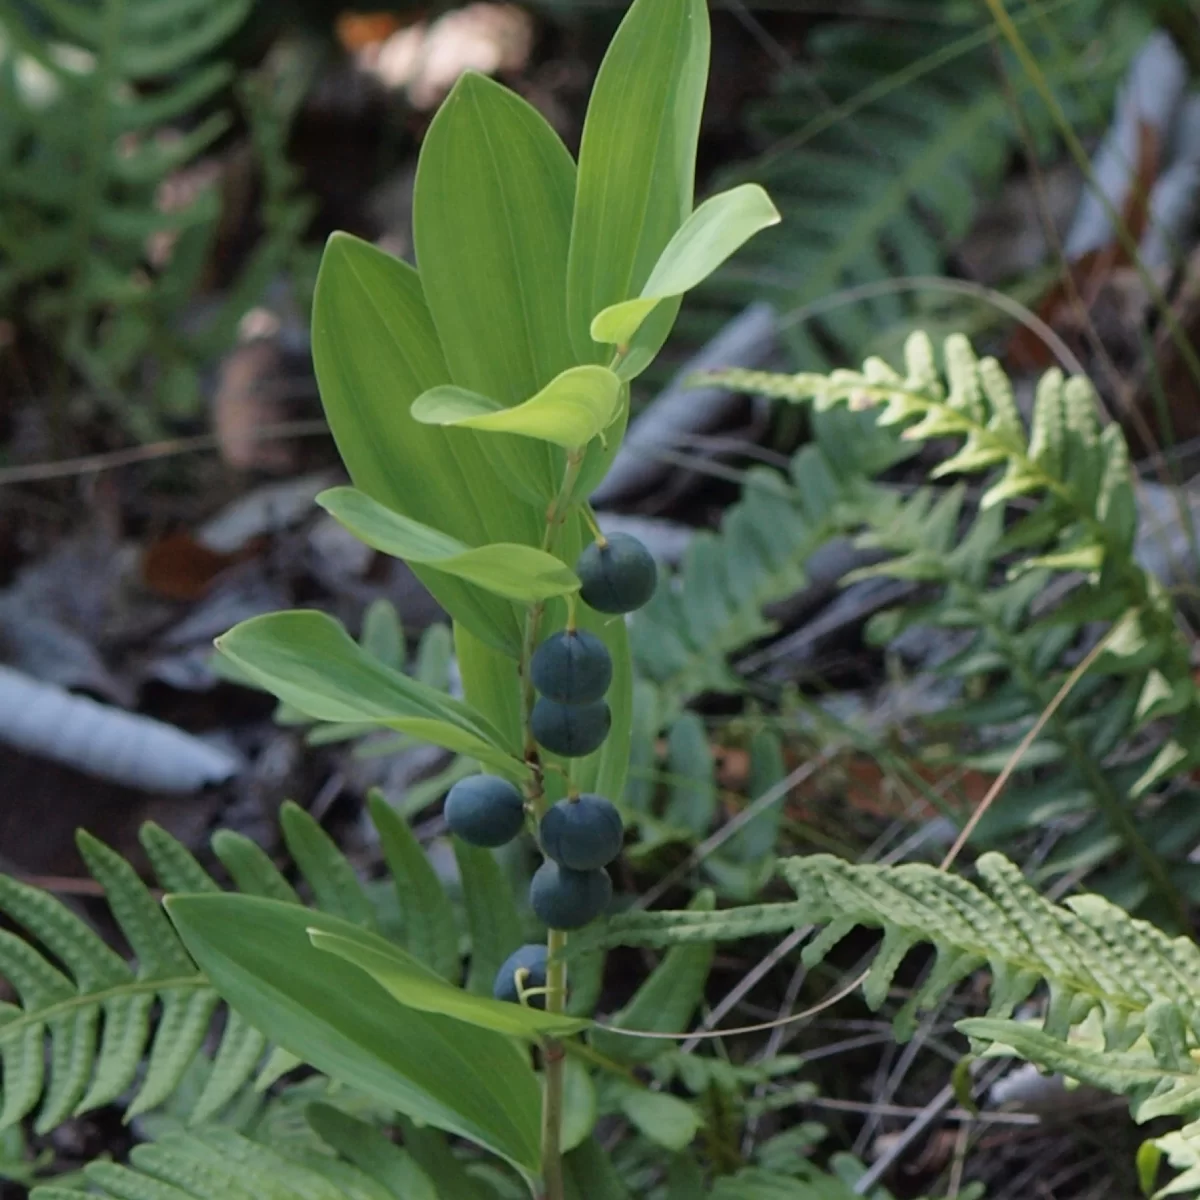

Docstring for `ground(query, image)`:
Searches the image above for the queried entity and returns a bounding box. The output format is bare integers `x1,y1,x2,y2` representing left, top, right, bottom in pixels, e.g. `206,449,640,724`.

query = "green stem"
525,447,589,1200
539,928,569,1200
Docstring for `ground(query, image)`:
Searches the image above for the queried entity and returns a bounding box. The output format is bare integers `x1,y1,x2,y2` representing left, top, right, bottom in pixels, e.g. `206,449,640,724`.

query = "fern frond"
629,404,908,720
0,796,487,1133
31,1124,411,1200
691,5,1146,366
587,850,1200,1123
0,0,310,433
710,333,1200,917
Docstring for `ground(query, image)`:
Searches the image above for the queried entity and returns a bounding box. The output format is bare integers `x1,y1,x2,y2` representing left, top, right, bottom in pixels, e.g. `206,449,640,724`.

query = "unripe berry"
540,793,623,870
531,697,611,758
493,943,548,1006
531,629,612,705
529,861,612,930
443,775,525,847
576,534,657,614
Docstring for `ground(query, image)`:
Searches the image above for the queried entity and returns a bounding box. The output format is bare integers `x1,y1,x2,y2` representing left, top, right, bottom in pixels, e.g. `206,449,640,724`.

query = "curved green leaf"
217,611,528,780
411,366,622,450
566,0,710,377
414,71,577,501
590,185,780,350
317,488,580,602
312,233,541,657
165,895,542,1176
309,928,590,1040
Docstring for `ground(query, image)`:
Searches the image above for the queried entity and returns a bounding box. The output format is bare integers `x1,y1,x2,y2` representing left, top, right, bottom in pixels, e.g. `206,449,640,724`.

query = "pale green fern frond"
581,851,1200,1119
0,793,475,1134
709,333,1200,919
30,1122,420,1200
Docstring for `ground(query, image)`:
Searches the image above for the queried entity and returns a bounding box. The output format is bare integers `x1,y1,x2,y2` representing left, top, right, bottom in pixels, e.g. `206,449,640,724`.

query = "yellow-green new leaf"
309,928,591,1040
318,488,579,602
590,185,780,351
217,611,528,780
411,365,622,450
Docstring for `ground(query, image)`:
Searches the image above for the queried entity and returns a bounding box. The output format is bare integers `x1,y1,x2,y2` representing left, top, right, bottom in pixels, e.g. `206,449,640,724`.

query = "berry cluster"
444,533,659,1004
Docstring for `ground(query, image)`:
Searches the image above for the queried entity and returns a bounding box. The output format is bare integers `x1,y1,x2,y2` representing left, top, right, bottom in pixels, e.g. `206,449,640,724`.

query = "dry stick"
594,619,1123,1044
0,419,330,486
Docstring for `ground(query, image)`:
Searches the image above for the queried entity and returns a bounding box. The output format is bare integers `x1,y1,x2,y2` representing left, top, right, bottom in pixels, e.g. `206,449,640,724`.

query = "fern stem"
539,928,568,1200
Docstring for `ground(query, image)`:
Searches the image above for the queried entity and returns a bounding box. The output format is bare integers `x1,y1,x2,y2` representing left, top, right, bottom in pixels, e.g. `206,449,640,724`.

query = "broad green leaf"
414,71,576,502
455,841,524,996
411,366,622,450
318,487,580,603
590,185,780,350
308,928,590,1040
398,1118,493,1200
567,0,709,377
217,611,528,780
312,233,540,656
563,1140,633,1200
614,1086,700,1152
368,791,460,982
559,1059,597,1153
166,895,542,1176
306,1104,438,1200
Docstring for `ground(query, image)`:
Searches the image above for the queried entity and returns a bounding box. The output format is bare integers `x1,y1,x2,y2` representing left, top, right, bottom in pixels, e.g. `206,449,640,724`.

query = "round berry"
493,943,548,1006
531,629,613,706
531,697,611,758
529,861,612,930
443,775,525,847
576,534,657,614
540,794,624,870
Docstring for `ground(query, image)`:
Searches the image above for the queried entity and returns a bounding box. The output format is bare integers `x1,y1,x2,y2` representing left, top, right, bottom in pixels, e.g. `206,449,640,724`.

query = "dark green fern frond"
629,404,909,720
0,0,308,433
710,332,1200,919
0,795,470,1133
692,3,1146,366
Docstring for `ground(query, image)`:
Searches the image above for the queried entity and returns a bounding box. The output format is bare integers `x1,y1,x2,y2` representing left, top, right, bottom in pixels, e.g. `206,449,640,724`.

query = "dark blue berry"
529,861,612,930
444,775,525,847
531,630,612,705
540,794,624,870
576,534,657,614
493,943,548,1006
531,697,611,758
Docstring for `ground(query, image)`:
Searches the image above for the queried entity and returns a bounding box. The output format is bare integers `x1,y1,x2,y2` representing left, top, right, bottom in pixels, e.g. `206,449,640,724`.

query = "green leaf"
455,841,524,997
165,895,542,1176
411,366,623,450
217,611,527,779
590,185,779,350
318,488,580,603
306,1103,438,1200
308,928,589,1040
414,71,576,502
368,791,460,982
613,1085,700,1151
312,233,539,656
566,0,710,378
559,1059,597,1153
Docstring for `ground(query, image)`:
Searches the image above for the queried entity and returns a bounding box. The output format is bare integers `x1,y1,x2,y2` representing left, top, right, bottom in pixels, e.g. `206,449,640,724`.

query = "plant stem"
527,446,588,1200
539,928,568,1200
